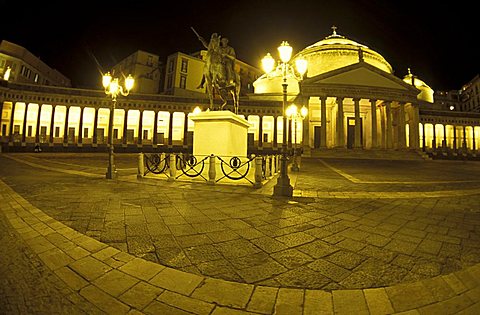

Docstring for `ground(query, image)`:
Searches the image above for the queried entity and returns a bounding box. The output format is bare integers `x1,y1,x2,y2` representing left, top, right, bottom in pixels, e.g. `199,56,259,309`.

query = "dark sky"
2,0,478,91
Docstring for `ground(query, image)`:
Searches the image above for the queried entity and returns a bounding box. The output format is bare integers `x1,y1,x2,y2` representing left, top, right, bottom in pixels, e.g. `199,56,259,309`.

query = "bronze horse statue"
193,29,240,114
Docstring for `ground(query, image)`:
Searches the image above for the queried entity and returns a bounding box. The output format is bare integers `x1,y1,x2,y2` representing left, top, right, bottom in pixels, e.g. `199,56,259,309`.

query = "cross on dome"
331,25,338,35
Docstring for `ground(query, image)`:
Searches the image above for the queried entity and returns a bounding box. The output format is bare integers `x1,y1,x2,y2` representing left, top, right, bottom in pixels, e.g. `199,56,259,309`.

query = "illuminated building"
0,30,479,158
0,40,71,87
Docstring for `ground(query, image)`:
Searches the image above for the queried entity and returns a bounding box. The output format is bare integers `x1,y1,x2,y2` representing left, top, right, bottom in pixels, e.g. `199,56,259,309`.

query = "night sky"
2,0,478,91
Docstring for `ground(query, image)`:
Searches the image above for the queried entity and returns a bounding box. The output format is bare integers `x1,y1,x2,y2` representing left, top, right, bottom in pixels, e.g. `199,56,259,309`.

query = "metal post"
273,73,293,197
106,99,117,179
291,118,299,171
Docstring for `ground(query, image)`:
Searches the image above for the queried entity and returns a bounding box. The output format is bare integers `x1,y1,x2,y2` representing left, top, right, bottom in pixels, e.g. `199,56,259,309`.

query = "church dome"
296,27,393,76
403,68,434,103
253,27,394,95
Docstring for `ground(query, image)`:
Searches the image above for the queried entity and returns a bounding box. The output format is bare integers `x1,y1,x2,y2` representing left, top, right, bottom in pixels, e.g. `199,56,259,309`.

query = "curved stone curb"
1,179,480,314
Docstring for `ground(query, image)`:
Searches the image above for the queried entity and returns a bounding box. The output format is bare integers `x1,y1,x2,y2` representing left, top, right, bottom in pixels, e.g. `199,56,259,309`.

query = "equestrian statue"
191,27,241,114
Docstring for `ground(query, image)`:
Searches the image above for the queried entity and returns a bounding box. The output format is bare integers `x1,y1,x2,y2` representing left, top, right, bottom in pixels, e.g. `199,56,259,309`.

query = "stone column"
409,104,420,150
49,105,56,144
432,123,436,149
273,115,278,148
398,102,406,149
370,99,377,148
63,106,70,145
453,125,457,150
473,127,476,151
21,103,28,143
443,124,447,148
354,98,361,148
385,101,393,149
320,96,327,148
258,115,263,148
92,108,98,145
336,97,344,147
78,106,84,145
138,109,143,145
8,102,16,143
183,112,189,147
153,111,159,146
421,122,426,151
463,126,467,149
168,111,174,146
35,104,42,144
123,109,129,145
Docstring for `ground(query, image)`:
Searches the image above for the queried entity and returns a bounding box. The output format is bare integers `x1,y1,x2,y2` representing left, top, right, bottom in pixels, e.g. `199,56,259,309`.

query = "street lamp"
262,41,307,197
102,72,134,179
286,104,308,171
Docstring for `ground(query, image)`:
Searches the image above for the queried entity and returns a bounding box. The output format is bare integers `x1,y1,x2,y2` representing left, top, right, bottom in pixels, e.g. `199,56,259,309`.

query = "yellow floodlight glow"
295,58,308,77
125,74,134,92
192,106,202,114
278,41,292,63
300,105,308,118
262,53,275,74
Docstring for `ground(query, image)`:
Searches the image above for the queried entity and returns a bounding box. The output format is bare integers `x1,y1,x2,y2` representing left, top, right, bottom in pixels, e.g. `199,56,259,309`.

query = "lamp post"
102,72,134,179
262,41,307,197
286,104,308,171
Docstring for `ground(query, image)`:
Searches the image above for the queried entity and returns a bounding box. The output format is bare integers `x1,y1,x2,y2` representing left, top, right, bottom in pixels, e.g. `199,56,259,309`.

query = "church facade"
0,30,479,157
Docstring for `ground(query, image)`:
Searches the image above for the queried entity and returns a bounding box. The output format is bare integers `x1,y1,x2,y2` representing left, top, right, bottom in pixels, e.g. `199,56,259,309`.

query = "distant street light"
286,104,308,171
262,41,307,197
102,72,134,179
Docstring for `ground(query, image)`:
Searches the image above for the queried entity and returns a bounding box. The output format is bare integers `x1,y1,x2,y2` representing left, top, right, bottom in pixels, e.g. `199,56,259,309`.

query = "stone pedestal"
190,110,251,158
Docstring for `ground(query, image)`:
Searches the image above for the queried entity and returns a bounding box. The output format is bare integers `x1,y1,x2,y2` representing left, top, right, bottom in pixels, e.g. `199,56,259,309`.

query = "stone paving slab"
2,154,480,313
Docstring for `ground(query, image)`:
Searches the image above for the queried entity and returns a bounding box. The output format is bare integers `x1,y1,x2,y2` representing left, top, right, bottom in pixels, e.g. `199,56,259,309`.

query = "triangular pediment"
303,62,417,91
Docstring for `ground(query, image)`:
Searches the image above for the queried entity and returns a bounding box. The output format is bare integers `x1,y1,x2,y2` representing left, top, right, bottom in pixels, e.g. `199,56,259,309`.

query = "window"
147,55,153,66
168,59,174,73
167,74,173,89
181,59,188,73
180,75,187,89
34,73,39,83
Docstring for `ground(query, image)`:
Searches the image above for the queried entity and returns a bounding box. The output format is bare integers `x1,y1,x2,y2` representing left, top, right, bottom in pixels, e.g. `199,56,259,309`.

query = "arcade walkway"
1,153,480,314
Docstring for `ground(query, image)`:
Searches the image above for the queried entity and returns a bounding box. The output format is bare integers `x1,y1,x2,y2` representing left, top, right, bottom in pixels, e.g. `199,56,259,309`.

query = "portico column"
258,115,263,148
21,103,28,143
78,106,84,145
138,109,143,145
123,109,129,145
92,108,99,145
35,104,42,144
473,127,476,151
320,96,327,148
409,104,420,150
354,98,361,148
463,126,467,149
273,115,278,148
398,102,406,149
370,99,377,148
49,105,56,144
453,125,457,150
153,111,159,146
432,123,436,149
168,111,174,146
421,122,426,151
385,101,393,149
183,112,189,147
63,106,70,145
336,97,344,147
8,102,16,143
442,124,447,148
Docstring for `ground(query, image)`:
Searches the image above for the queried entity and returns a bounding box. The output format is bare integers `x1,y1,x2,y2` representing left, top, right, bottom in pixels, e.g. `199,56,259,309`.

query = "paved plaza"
1,152,480,314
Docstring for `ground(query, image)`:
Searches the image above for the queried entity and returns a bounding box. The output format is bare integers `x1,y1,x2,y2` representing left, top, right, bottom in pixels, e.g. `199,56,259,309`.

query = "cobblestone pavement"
1,153,480,314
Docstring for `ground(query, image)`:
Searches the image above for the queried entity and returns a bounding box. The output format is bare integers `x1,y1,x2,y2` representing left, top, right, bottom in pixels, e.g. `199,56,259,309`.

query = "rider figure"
196,33,235,89
219,37,236,87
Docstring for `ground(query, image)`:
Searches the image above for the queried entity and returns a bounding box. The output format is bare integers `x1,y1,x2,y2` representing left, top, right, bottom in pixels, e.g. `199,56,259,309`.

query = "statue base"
190,110,250,158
